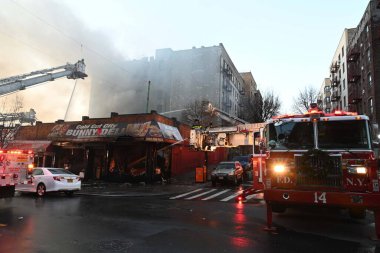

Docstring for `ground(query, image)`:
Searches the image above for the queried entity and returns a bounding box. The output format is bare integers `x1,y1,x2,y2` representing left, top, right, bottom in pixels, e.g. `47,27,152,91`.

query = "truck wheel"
349,208,366,219
271,204,286,213
36,183,46,197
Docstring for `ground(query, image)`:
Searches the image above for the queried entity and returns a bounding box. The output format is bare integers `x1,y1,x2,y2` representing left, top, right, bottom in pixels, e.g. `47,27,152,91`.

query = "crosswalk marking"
170,187,264,203
170,188,203,199
220,190,244,202
185,189,217,200
202,189,231,200
245,193,263,200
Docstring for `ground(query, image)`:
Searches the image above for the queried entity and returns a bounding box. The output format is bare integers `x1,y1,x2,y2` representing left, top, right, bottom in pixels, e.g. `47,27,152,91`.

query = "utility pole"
146,80,151,113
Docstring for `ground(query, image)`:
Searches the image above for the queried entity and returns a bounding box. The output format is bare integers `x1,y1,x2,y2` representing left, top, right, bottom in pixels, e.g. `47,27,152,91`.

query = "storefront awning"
47,120,183,143
5,140,52,153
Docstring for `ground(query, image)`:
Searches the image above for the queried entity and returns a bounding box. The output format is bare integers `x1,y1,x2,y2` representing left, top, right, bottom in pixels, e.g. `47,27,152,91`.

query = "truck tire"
36,183,46,197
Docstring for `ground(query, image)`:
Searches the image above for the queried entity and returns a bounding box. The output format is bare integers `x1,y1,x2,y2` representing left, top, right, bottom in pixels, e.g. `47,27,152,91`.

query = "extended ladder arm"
0,60,87,96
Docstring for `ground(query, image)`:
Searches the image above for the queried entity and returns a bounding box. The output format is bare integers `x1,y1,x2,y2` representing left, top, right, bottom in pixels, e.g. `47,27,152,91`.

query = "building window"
342,62,345,73
324,86,330,92
342,46,344,57
369,98,373,114
366,24,369,33
326,97,330,103
326,108,330,113
368,73,372,87
343,79,345,90
343,96,346,107
367,49,371,62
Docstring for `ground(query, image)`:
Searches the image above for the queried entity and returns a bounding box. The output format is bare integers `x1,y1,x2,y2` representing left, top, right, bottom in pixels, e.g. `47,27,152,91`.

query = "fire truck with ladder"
0,59,87,197
190,103,380,238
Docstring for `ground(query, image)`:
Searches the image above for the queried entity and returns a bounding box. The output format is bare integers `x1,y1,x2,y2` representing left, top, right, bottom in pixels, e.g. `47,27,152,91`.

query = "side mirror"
268,140,276,149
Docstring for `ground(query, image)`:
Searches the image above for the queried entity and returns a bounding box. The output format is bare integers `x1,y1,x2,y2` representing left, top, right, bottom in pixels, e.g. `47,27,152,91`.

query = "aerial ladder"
205,102,249,126
0,60,87,197
0,59,87,126
0,59,87,96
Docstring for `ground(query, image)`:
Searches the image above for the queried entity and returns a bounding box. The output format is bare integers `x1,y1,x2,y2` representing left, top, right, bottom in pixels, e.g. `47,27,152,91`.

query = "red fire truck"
190,105,380,238
0,149,34,198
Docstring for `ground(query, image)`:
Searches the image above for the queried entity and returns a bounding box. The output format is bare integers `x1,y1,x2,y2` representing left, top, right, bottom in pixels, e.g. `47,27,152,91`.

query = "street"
0,186,379,253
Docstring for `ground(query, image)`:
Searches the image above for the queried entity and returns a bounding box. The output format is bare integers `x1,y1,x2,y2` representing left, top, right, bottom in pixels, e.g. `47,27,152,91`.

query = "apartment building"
329,28,356,112
347,1,380,129
317,78,332,113
89,43,257,125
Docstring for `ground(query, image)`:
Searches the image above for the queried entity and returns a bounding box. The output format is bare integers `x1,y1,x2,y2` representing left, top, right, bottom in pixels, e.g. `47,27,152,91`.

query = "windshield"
266,119,370,150
48,168,75,175
267,121,314,150
216,163,235,170
318,120,369,149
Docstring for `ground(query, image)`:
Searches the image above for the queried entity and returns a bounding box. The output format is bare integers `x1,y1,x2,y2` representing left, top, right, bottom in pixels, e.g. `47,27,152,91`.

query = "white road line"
170,188,203,199
202,189,231,200
245,193,263,200
185,189,218,200
220,190,244,202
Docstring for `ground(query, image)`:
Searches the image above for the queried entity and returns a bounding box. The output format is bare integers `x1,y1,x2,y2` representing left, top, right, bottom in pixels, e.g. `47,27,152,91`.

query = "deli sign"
48,123,128,139
48,121,183,141
67,123,125,137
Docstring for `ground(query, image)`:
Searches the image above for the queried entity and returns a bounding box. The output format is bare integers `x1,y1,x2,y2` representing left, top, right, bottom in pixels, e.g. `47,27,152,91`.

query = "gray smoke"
0,0,145,122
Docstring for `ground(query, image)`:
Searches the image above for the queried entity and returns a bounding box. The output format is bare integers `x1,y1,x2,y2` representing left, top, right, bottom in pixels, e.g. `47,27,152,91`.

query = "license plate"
219,176,224,180
67,179,73,183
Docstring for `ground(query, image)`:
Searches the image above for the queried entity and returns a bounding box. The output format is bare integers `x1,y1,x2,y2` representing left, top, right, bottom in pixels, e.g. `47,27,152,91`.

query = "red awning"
5,140,52,153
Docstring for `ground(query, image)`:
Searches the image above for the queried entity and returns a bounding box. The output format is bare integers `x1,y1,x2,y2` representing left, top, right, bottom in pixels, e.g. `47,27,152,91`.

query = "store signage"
48,121,183,141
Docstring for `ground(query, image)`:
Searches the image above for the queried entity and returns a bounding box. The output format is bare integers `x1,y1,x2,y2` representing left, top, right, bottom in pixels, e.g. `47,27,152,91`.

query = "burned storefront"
7,111,227,183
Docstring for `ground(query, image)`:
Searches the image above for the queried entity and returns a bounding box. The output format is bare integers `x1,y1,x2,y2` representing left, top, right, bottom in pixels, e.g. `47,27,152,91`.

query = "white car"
16,167,81,197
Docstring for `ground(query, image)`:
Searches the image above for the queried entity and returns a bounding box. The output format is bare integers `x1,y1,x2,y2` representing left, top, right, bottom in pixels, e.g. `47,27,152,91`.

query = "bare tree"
0,94,24,148
181,100,214,128
245,90,281,122
292,86,318,114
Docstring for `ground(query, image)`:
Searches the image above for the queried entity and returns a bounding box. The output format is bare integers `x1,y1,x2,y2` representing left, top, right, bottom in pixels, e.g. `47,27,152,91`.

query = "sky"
0,0,370,123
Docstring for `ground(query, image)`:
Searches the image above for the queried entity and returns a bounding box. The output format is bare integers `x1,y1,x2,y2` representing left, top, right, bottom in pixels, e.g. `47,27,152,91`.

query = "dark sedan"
211,161,244,186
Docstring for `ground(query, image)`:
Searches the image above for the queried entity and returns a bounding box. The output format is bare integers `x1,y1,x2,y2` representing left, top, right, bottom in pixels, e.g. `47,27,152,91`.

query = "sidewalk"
78,171,208,197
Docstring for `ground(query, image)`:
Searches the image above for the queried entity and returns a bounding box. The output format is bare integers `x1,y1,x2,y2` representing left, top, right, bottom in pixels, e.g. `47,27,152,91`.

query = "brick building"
347,1,380,131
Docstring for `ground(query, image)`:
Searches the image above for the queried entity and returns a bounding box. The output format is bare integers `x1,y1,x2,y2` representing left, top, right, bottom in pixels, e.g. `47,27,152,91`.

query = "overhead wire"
9,0,131,74
5,0,134,120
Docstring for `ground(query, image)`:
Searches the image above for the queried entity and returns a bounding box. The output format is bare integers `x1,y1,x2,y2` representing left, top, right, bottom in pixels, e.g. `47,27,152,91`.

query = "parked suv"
211,161,244,186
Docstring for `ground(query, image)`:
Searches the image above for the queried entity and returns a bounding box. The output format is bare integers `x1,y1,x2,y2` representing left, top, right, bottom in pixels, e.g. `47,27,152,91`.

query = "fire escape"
347,45,361,112
222,65,233,112
330,61,340,110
